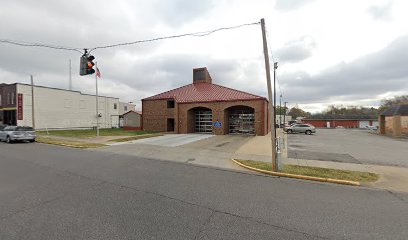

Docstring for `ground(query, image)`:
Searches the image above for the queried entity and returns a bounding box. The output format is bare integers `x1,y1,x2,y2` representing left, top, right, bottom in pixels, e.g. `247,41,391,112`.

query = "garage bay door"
229,109,255,134
195,110,213,133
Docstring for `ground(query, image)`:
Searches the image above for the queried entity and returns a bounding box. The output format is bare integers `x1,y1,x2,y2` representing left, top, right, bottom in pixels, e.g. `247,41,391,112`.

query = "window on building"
0,94,2,106
124,106,128,111
7,93,10,104
114,103,117,110
11,92,15,105
167,100,175,108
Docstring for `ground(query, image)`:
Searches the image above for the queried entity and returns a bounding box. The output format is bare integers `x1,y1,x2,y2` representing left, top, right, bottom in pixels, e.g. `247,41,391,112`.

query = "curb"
232,159,360,186
37,142,89,148
37,140,106,149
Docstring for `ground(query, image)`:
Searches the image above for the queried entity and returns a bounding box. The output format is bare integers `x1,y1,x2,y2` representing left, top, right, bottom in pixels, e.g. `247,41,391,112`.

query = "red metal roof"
143,83,266,103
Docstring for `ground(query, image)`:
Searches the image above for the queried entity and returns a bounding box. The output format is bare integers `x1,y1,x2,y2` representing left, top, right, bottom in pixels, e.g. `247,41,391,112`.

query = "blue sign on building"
213,121,222,128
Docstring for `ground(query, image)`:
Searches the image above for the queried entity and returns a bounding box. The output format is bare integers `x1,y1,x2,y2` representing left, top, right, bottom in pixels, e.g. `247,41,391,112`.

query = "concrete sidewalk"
234,132,408,192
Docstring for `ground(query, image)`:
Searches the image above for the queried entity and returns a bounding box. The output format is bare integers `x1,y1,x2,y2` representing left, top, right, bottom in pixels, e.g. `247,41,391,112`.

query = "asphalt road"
288,128,408,167
1,142,408,240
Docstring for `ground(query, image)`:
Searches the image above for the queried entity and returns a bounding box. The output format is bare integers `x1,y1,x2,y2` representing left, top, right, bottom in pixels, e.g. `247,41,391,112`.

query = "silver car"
284,124,316,135
0,126,36,143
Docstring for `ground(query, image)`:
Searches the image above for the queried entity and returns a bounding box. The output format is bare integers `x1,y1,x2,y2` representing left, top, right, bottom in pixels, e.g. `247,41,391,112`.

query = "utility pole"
95,62,99,137
260,18,277,172
30,75,35,129
283,101,288,126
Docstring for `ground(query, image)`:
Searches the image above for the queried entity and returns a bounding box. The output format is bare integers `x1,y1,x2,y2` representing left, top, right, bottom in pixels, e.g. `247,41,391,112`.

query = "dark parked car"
0,126,36,143
284,124,316,135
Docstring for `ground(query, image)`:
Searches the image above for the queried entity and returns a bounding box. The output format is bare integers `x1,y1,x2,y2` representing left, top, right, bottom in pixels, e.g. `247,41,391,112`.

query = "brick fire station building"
142,68,269,135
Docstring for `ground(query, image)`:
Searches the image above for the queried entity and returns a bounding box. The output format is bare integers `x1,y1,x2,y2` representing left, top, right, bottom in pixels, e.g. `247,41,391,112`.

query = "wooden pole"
260,18,277,171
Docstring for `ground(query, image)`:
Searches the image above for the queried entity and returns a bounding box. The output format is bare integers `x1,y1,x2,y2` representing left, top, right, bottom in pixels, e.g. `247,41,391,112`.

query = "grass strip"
38,129,156,138
108,134,163,142
36,137,106,148
236,160,379,183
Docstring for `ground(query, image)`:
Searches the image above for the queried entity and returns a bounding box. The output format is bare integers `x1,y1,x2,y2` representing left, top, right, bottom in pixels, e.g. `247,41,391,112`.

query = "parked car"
365,125,378,131
0,124,7,131
0,126,36,143
284,123,316,135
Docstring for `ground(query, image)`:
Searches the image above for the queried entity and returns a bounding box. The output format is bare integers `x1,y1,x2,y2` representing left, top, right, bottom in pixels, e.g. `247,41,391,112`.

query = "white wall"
359,120,379,128
275,115,292,124
119,102,136,115
17,84,119,129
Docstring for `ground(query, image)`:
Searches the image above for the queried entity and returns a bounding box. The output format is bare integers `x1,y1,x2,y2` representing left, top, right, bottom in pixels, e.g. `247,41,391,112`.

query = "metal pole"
279,94,282,127
30,75,35,129
260,18,277,172
95,62,99,137
284,101,288,126
69,59,72,90
273,62,278,139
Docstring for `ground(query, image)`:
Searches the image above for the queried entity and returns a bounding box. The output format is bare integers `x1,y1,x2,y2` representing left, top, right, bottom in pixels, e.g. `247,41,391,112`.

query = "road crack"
193,210,215,240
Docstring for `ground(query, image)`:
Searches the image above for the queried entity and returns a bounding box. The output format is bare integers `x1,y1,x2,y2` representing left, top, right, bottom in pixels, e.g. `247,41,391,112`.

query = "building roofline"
177,98,268,104
13,83,119,100
142,82,267,102
120,110,142,117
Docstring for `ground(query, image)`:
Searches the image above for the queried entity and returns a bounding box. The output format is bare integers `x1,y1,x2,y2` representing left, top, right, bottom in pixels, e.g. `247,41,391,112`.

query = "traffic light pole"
260,18,277,172
95,61,99,137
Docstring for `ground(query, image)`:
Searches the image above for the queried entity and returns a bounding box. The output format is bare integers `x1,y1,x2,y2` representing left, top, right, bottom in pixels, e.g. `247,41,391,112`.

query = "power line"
0,39,83,53
0,21,260,55
89,21,260,53
265,28,283,98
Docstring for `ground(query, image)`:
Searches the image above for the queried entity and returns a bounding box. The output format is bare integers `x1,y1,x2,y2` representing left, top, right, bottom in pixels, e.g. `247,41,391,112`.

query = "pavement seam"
0,195,66,220
109,182,330,240
0,179,107,221
386,190,408,205
193,210,216,240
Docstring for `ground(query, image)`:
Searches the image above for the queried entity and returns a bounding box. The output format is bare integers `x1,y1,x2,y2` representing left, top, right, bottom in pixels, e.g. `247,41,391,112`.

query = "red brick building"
302,118,378,128
142,67,269,135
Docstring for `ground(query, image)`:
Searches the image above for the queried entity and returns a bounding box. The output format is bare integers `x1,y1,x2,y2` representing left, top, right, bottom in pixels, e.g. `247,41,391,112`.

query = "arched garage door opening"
187,107,213,133
225,106,255,135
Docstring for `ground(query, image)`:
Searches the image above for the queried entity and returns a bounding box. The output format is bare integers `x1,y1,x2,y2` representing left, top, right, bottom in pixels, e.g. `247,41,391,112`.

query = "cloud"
280,35,408,105
367,1,393,21
153,0,216,26
275,37,316,63
274,0,316,11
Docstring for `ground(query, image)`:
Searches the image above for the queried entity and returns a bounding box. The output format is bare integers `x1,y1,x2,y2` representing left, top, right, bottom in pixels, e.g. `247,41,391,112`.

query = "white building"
275,115,292,125
0,83,120,129
119,102,136,115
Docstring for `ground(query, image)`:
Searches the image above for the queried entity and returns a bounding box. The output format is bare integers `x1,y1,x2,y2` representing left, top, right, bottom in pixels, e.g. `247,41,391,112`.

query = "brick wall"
402,116,408,135
303,119,359,128
142,99,268,135
384,115,408,136
142,99,177,132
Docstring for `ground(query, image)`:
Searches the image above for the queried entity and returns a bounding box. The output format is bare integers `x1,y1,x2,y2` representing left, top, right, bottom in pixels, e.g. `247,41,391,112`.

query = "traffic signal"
79,53,95,75
87,55,95,75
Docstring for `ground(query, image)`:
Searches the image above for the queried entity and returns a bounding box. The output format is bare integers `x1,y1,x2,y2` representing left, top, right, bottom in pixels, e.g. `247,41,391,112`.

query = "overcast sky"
1,0,407,112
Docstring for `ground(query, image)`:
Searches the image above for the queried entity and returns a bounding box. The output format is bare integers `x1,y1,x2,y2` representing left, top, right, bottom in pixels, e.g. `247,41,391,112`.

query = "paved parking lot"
98,134,253,171
287,129,408,167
